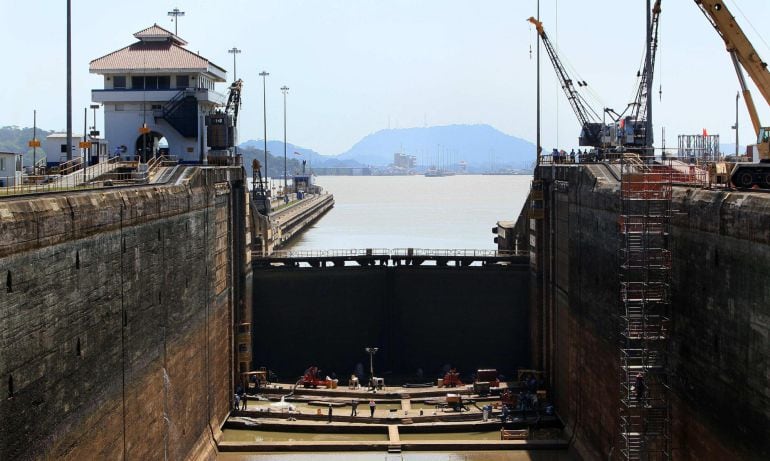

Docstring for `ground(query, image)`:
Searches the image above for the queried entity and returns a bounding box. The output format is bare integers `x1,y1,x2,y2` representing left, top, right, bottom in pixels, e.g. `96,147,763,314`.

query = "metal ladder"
619,158,672,460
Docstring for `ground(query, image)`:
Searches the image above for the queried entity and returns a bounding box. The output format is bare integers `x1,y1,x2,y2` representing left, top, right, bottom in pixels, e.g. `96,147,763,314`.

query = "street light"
89,104,100,136
259,71,269,186
732,91,740,158
365,347,379,378
167,8,185,36
66,0,72,161
281,86,289,194
228,47,241,81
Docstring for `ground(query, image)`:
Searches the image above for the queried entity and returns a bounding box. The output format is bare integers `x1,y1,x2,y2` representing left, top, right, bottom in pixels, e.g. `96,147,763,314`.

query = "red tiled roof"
133,24,188,46
90,41,210,72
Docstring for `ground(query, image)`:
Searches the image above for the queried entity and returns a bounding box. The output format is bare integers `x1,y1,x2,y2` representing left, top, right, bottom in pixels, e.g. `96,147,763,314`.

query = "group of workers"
549,148,603,164
500,373,552,423
233,384,248,411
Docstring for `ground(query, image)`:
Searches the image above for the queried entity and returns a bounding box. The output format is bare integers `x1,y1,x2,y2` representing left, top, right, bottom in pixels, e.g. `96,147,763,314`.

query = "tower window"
113,76,126,88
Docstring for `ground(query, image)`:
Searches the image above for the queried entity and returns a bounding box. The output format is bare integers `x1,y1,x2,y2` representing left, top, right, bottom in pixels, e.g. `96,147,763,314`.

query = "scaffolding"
618,155,672,460
677,134,720,162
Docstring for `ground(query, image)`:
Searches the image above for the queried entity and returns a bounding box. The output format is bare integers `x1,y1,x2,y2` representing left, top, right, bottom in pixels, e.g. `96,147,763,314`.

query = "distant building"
0,151,23,187
43,133,83,167
393,152,416,169
89,24,227,163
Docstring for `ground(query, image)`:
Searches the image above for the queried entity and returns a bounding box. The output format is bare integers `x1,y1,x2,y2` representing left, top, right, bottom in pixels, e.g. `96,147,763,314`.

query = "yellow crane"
696,0,770,188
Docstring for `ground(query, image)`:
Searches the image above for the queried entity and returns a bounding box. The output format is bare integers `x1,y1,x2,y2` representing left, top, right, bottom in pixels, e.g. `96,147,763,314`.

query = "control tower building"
89,24,227,163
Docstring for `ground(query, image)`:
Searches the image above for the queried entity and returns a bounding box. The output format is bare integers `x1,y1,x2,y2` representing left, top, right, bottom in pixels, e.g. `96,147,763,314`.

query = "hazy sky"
2,0,770,156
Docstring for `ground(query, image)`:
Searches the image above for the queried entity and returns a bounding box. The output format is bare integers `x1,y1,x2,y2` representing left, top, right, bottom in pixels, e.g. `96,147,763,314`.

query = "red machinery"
500,389,517,407
473,369,499,396
300,366,325,388
442,368,463,387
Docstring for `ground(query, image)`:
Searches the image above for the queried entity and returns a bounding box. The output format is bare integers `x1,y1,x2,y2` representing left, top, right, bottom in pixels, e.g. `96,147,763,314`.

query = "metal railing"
48,156,122,188
391,248,517,257
147,155,180,174
0,158,149,197
266,248,525,259
269,248,391,259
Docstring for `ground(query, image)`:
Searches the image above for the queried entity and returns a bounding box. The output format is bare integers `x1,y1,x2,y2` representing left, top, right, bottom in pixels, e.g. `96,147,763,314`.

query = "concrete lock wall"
251,265,530,381
0,168,244,461
531,165,770,460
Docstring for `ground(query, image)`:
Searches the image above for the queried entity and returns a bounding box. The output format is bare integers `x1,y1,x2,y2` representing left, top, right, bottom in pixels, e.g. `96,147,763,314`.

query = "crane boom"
225,79,244,128
628,0,662,149
528,17,605,147
696,0,770,109
729,51,762,135
696,0,770,187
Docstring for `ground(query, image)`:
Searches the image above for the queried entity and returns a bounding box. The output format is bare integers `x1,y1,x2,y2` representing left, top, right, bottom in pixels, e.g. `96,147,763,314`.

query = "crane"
528,17,615,151
205,79,244,165
620,0,662,153
225,79,244,128
696,0,770,188
530,1,662,155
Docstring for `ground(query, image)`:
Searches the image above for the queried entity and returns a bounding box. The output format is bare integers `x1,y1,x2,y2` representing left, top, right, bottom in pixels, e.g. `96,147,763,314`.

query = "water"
398,431,502,441
222,429,388,442
228,174,564,461
283,175,532,250
219,451,573,461
241,400,402,415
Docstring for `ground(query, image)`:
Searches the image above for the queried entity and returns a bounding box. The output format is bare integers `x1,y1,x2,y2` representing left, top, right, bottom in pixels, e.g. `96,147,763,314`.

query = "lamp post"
733,91,740,158
90,104,99,167
228,47,241,81
281,86,289,194
259,71,269,185
32,110,37,175
365,347,378,377
66,0,72,161
167,8,185,36
83,107,88,184
90,104,99,135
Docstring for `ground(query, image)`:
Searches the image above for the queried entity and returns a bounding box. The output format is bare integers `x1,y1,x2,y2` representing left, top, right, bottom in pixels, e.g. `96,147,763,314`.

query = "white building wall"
43,135,83,165
93,71,225,163
0,154,22,186
102,102,212,163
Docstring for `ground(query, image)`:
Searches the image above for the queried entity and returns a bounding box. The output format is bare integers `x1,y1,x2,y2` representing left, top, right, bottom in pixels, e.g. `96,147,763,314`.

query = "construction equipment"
500,429,529,440
696,0,770,188
300,366,326,388
529,1,662,156
445,393,469,412
528,16,615,150
205,79,243,165
441,368,463,387
475,369,500,387
621,0,662,155
242,370,268,393
500,389,517,408
473,368,499,395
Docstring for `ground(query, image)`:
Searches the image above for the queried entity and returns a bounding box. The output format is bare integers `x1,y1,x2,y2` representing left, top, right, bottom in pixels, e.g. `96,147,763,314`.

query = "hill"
0,125,54,166
335,124,535,169
239,139,363,169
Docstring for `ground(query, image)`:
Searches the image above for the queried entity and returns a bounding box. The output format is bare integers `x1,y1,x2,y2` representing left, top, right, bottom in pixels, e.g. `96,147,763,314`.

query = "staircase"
155,89,198,138
50,157,122,188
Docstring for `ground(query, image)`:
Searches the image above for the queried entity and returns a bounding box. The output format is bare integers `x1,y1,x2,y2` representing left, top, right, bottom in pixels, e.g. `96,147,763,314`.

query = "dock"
218,382,565,454
250,192,335,256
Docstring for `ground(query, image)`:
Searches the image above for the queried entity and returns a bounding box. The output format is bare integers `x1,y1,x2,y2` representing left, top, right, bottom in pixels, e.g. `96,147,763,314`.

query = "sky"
1,0,770,156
